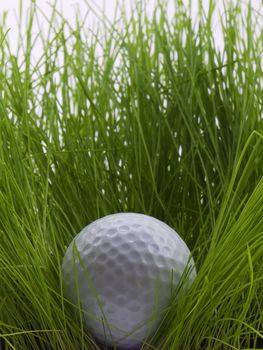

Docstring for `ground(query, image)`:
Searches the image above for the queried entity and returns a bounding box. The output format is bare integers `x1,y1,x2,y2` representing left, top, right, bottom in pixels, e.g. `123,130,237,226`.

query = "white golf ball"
62,213,196,349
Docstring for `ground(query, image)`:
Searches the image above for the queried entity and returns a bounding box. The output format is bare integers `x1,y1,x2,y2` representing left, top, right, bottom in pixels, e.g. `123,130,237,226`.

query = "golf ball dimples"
62,213,196,349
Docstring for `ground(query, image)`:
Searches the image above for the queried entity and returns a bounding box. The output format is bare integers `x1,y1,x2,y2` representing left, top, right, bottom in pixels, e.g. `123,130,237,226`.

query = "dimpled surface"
62,213,196,349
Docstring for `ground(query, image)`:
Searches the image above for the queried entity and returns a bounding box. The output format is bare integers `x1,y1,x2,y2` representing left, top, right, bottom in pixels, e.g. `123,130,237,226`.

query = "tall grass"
0,0,262,349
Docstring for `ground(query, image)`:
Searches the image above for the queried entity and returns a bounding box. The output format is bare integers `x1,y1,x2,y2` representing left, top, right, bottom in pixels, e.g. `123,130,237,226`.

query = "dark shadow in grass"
252,336,263,349
97,340,141,350
0,338,7,350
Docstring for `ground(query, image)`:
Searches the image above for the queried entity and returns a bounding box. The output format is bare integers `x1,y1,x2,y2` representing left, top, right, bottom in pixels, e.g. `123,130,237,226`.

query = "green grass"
0,0,262,349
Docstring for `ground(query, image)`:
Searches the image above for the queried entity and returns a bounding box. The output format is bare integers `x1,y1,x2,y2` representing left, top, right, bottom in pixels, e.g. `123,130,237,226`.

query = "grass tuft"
0,1,262,349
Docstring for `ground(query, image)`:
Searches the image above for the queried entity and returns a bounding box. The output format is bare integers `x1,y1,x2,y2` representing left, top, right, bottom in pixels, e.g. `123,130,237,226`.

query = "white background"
0,0,261,57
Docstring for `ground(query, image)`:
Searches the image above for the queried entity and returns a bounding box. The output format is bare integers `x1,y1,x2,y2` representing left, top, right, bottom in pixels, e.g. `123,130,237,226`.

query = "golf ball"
62,213,196,349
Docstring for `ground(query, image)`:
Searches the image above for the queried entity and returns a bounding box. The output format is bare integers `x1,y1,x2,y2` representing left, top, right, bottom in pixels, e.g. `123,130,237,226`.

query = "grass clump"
0,0,262,349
